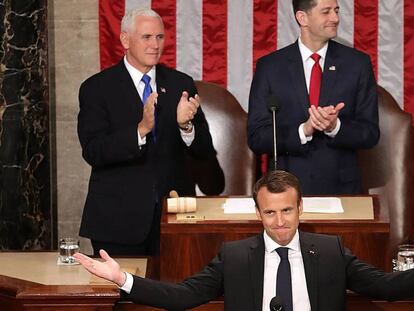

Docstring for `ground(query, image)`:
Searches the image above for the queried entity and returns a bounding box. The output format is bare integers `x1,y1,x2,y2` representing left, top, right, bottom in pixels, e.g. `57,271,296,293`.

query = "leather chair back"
358,86,413,264
192,81,256,195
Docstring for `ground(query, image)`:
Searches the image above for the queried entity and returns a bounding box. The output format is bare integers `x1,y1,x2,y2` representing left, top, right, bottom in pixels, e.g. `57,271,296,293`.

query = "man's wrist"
179,121,193,132
116,271,127,287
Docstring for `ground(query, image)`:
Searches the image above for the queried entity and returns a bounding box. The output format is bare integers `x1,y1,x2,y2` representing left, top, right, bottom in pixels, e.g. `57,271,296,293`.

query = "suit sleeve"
187,79,217,159
342,237,414,301
247,57,308,155
126,251,224,310
328,54,380,150
77,77,146,168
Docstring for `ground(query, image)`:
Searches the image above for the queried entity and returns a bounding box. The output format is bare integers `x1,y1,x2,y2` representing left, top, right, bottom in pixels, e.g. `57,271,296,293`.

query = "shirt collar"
263,229,301,254
123,56,156,88
298,36,329,63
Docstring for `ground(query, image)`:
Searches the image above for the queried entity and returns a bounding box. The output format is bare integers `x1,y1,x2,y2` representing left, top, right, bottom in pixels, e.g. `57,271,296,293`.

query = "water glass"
59,238,80,264
394,244,414,271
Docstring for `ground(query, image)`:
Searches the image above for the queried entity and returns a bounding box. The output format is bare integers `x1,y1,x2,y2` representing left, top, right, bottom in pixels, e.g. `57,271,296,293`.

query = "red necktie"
309,53,322,107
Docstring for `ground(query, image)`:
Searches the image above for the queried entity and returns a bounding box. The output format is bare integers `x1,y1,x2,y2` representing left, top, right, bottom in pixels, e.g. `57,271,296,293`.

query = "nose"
149,37,160,49
275,212,285,227
331,11,339,23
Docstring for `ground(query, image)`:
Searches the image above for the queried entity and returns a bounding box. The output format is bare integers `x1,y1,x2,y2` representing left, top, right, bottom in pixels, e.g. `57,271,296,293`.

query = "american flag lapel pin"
329,66,336,71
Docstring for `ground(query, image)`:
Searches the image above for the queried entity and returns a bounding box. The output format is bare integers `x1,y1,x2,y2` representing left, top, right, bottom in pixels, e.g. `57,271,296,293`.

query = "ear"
298,199,304,216
120,31,129,49
295,10,308,27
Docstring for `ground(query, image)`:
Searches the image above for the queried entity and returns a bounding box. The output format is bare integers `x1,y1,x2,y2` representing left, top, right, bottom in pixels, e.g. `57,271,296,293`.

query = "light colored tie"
141,74,152,104
141,74,156,140
309,53,322,107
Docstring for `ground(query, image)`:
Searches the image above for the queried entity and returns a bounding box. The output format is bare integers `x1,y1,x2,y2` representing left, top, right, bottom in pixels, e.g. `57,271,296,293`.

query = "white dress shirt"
123,56,195,147
297,37,341,143
262,230,311,311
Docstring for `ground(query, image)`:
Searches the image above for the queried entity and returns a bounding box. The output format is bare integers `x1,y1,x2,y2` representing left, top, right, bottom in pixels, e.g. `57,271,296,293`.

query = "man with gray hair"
77,7,216,256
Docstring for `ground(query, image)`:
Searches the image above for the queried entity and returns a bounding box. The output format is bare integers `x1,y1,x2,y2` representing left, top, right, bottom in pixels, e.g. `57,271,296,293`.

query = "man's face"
299,0,340,43
120,15,165,73
255,187,303,246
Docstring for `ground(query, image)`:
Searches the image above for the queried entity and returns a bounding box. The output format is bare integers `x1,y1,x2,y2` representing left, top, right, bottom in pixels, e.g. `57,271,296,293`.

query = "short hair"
121,7,162,33
253,170,302,208
292,0,318,16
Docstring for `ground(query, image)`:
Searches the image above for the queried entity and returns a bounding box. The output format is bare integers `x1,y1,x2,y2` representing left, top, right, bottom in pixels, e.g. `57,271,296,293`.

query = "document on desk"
223,197,344,213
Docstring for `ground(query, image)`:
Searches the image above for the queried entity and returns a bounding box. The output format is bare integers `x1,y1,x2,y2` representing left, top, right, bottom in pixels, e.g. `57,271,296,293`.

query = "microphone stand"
270,106,278,171
267,96,279,171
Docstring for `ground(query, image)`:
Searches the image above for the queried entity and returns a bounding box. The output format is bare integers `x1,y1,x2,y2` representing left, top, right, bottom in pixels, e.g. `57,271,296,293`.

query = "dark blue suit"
77,61,216,249
248,40,380,195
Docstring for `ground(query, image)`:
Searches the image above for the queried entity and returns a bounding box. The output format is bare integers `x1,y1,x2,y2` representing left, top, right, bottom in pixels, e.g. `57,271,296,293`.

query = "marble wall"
49,0,99,253
0,0,52,249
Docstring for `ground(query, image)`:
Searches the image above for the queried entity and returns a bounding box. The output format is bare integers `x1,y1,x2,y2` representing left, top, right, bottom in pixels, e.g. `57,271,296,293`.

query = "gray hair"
121,7,162,33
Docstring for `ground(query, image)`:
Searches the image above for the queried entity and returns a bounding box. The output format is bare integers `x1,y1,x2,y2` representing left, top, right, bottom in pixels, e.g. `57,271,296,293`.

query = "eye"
142,35,151,40
157,34,165,40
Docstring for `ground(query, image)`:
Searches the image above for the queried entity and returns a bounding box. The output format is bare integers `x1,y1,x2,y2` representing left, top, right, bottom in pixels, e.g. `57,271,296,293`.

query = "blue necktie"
276,247,293,311
141,74,152,104
141,74,156,140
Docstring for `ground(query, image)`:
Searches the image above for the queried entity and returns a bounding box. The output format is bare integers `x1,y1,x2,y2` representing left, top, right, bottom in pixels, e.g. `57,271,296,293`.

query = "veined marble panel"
0,0,51,250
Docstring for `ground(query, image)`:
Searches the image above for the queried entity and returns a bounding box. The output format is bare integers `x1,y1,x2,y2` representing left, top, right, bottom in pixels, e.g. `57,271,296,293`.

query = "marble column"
0,0,52,249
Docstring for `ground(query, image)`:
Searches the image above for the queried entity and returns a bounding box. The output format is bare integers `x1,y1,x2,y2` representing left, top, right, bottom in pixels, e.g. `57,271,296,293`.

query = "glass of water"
59,238,80,264
394,244,414,271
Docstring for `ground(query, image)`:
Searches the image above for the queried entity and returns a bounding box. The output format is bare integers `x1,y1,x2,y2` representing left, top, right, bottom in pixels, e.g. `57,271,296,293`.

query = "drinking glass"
394,244,414,271
59,238,80,264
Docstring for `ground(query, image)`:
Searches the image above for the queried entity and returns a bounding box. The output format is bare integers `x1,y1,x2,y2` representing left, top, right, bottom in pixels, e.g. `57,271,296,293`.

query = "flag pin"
160,87,166,93
329,66,336,71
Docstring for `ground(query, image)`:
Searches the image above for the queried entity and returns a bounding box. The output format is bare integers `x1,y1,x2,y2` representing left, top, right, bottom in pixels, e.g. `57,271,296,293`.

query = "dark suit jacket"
77,61,215,244
127,232,414,311
247,40,380,195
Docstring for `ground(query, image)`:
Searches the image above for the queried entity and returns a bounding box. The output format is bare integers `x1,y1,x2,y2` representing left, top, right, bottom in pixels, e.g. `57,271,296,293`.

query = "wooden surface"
160,195,389,282
0,253,150,311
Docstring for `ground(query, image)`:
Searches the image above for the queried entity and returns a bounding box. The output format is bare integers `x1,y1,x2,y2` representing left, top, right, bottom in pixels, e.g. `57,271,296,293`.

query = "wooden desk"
160,196,389,282
0,252,150,311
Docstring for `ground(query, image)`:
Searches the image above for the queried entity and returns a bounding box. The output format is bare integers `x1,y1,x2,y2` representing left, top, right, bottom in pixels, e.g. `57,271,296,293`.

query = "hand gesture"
303,102,345,135
176,91,200,127
138,92,158,137
73,249,126,287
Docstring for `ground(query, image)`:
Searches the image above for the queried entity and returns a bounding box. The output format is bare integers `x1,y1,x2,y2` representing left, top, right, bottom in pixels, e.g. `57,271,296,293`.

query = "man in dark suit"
77,7,216,256
74,170,414,311
247,0,380,195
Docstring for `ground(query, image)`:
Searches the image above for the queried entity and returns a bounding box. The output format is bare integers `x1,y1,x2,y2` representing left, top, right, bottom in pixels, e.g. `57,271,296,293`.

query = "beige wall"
49,0,100,253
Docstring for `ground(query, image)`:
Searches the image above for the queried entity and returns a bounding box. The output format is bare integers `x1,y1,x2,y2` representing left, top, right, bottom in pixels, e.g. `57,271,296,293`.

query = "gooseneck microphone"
267,96,279,171
270,296,284,311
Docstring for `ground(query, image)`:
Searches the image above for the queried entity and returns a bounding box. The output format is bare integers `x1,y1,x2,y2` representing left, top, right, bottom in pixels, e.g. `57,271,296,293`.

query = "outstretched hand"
73,249,126,287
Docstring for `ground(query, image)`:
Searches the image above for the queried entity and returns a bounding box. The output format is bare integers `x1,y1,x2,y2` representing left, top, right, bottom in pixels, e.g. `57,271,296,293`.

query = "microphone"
267,96,279,171
269,296,284,311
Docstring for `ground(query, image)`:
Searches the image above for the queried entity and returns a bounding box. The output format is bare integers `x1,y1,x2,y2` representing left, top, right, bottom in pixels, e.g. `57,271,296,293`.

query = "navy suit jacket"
248,40,380,194
127,232,414,311
77,61,216,244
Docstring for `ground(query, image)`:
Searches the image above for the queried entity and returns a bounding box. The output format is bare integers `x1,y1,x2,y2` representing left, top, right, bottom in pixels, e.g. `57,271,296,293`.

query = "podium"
0,252,153,310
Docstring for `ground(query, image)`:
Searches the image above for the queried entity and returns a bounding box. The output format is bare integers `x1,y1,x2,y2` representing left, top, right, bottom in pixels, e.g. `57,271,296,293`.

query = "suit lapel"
299,231,319,311
287,42,310,115
319,40,339,107
248,235,265,311
154,65,169,137
117,61,143,112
